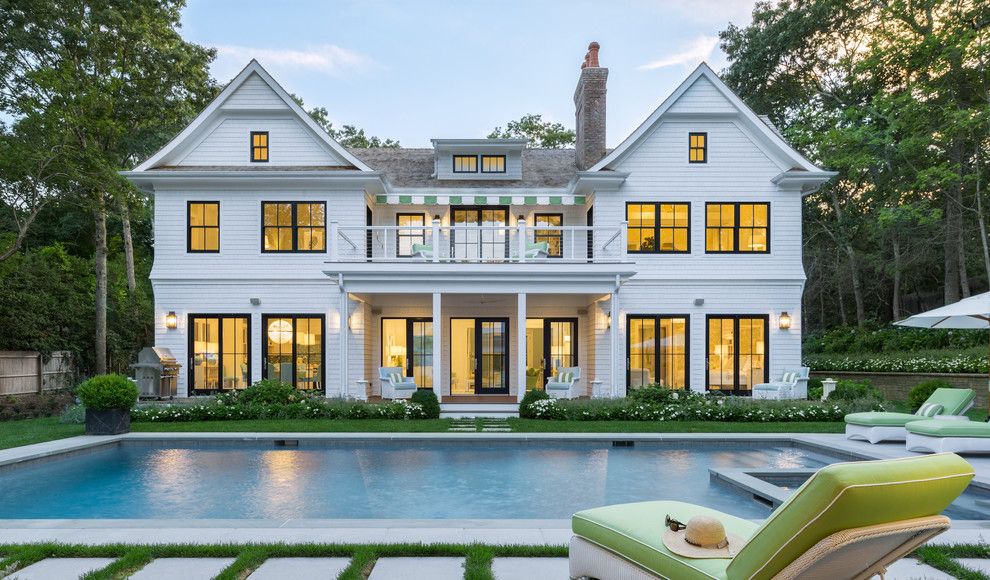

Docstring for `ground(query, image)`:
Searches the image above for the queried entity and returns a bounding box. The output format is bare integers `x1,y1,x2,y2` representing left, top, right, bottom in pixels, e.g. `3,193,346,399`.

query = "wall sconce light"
606,313,612,329
165,311,178,330
779,311,792,330
433,214,441,221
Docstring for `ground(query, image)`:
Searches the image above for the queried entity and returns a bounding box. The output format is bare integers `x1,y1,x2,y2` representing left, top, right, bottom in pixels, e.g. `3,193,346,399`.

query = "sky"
179,0,759,148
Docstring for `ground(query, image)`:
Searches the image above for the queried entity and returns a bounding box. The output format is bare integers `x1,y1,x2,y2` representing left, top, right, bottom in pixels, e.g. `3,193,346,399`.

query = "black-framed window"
396,213,426,257
187,201,220,253
381,317,433,389
188,314,250,394
689,132,707,163
453,155,478,173
251,131,269,162
626,202,690,253
263,314,325,390
706,315,768,395
481,155,506,173
627,315,689,391
705,202,769,253
534,213,563,257
262,201,326,252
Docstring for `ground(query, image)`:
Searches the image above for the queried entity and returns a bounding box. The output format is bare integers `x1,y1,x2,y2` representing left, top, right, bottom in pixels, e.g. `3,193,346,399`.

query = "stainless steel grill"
131,347,179,398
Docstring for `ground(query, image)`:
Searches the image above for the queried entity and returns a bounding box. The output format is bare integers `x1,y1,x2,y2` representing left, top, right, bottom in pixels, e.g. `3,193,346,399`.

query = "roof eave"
568,171,630,196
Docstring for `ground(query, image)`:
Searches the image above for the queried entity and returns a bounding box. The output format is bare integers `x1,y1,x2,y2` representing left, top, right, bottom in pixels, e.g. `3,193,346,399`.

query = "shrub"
628,385,677,405
807,378,823,401
410,389,441,419
803,325,988,355
805,348,987,374
237,379,301,405
519,389,550,418
0,391,75,421
907,380,955,412
77,374,138,411
827,379,882,403
59,403,85,424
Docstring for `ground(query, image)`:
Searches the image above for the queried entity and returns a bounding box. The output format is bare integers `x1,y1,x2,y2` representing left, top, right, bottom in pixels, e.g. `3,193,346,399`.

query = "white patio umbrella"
895,292,990,418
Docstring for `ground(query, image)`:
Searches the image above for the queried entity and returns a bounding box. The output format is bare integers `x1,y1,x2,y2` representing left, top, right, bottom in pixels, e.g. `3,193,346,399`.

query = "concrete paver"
368,557,465,580
248,557,351,579
6,558,116,580
129,558,236,580
492,557,569,579
955,558,990,574
883,558,955,579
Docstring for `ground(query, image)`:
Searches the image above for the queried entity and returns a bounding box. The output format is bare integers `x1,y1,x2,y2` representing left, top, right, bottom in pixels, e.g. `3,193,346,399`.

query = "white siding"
666,76,737,115
178,117,349,166
221,72,290,110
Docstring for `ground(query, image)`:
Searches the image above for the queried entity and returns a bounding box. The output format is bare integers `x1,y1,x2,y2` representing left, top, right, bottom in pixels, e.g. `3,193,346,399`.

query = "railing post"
619,220,629,261
330,220,339,261
517,218,527,263
431,219,441,263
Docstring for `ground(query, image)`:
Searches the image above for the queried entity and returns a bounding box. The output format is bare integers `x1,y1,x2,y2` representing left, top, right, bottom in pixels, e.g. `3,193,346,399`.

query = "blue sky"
180,0,758,148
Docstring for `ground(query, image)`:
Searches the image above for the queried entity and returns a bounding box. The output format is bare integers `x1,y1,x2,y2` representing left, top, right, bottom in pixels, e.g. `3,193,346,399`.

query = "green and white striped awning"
374,194,586,206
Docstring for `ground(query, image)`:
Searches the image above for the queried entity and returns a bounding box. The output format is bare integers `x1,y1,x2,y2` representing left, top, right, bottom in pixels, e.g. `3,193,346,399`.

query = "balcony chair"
524,241,549,259
546,367,580,399
378,366,417,399
845,387,975,444
569,453,974,580
752,367,810,400
411,243,434,260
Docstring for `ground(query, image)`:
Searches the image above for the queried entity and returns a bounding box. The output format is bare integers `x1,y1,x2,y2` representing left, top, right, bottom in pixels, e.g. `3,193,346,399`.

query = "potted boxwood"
77,374,139,435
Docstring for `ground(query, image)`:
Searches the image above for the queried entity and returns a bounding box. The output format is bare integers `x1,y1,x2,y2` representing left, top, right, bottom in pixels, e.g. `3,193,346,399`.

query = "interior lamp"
267,319,293,344
779,312,792,330
165,311,178,330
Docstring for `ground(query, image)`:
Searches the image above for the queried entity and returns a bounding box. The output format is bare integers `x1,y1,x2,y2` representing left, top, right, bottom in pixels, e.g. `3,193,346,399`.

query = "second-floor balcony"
328,220,631,264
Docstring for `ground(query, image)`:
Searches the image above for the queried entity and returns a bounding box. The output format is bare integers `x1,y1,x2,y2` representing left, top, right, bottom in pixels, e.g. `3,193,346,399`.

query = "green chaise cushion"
907,420,990,438
927,388,976,415
844,411,929,426
726,453,974,579
572,500,759,580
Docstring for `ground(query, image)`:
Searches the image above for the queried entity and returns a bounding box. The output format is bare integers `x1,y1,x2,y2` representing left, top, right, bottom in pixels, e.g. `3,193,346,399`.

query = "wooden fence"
0,351,75,395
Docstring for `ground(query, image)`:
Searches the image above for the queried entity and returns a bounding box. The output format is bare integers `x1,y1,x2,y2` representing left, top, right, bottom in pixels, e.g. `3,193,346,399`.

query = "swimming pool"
0,440,984,520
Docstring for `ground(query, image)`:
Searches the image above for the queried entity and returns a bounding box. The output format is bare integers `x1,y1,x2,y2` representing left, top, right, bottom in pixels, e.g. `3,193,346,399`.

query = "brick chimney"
574,41,608,170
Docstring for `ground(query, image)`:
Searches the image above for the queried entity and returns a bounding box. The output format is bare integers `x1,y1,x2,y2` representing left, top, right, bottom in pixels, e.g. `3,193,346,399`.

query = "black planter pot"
85,408,131,435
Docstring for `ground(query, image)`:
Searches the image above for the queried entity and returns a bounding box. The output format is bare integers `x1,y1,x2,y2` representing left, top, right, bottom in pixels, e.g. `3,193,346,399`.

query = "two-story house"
122,43,834,414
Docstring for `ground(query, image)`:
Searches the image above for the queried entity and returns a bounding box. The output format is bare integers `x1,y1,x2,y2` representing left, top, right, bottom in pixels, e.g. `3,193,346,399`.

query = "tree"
488,114,575,148
292,95,399,148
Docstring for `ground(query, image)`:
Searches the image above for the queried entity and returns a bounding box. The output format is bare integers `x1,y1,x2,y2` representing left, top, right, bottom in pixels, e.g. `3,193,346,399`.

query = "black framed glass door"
381,317,433,389
627,315,689,392
525,318,577,390
451,207,509,261
450,317,509,394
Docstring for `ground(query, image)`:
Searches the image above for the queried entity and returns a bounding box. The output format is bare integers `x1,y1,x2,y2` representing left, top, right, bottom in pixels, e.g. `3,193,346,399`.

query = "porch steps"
446,418,513,433
441,403,519,420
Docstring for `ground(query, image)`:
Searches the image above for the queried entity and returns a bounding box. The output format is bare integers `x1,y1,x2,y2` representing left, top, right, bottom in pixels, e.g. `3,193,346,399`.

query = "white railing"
329,220,629,263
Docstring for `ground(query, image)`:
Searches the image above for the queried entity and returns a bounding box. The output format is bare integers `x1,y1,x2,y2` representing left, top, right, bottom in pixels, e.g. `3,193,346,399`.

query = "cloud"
638,35,720,70
214,44,376,77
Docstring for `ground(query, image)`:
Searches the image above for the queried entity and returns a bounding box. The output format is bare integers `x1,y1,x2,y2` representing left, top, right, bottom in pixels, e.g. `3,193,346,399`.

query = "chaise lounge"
569,453,974,580
907,419,990,454
844,387,975,444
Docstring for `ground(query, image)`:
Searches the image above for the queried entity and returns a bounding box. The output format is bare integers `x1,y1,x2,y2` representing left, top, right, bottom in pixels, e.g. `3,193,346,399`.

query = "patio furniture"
752,367,809,400
569,453,974,580
845,388,975,444
411,243,434,259
378,366,417,399
524,241,549,259
906,419,990,454
628,368,653,388
546,367,580,399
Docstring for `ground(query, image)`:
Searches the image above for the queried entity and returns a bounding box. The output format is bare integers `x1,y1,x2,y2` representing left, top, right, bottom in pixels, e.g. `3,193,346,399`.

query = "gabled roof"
589,63,829,175
131,60,371,172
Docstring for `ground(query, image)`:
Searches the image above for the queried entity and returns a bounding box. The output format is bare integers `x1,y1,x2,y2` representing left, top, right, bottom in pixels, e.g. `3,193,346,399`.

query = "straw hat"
662,516,744,559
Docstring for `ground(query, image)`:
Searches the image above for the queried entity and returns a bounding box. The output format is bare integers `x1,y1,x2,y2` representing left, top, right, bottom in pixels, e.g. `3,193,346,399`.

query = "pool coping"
1,431,989,544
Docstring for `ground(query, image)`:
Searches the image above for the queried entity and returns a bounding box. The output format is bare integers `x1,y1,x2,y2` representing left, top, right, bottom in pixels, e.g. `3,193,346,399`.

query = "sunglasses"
665,515,687,532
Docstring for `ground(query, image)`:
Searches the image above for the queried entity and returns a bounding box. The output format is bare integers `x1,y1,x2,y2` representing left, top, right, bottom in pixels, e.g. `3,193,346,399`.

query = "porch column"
432,292,442,403
339,281,348,398
517,293,527,402
609,290,619,397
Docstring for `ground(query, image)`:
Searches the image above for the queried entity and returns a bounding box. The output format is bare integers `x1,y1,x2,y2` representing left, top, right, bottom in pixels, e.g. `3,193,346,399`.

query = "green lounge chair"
907,419,990,454
845,387,975,444
569,453,973,580
411,243,434,260
525,241,549,259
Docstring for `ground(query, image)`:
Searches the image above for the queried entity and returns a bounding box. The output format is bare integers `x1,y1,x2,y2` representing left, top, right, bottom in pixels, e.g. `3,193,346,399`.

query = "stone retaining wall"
810,371,988,408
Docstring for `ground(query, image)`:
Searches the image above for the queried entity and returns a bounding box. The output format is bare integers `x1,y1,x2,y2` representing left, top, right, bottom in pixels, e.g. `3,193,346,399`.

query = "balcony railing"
329,220,629,263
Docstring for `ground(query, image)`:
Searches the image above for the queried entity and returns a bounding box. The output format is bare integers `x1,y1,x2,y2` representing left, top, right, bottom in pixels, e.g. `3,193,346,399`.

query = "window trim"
480,154,507,174
261,313,327,391
704,202,771,254
689,132,707,164
704,314,770,395
625,314,690,393
452,154,479,173
250,131,269,163
187,201,220,254
625,202,691,254
187,313,252,395
396,212,426,258
261,201,327,253
534,213,564,258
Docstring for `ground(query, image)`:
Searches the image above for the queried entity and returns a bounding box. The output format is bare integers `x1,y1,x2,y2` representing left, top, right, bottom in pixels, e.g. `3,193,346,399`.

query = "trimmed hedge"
804,325,987,354
804,349,987,374
77,374,138,411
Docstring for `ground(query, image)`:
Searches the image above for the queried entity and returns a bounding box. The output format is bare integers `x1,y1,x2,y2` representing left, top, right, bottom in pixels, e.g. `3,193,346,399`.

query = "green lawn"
0,417,84,451
507,419,845,433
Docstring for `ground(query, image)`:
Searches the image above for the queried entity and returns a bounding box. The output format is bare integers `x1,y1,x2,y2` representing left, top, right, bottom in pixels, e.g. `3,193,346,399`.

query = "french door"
188,314,251,395
706,315,768,395
626,315,689,392
525,318,577,389
450,318,509,395
451,207,509,261
381,317,433,389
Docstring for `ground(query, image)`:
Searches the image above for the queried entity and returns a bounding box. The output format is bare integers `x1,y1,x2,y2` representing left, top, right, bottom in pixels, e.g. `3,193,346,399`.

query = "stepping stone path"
448,418,477,432
5,558,116,580
492,557,569,579
248,557,350,579
367,557,465,580
480,418,512,432
130,558,236,580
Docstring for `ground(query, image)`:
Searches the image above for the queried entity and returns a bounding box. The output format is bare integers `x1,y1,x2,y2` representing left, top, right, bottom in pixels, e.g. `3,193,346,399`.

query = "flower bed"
805,350,987,374
132,397,428,422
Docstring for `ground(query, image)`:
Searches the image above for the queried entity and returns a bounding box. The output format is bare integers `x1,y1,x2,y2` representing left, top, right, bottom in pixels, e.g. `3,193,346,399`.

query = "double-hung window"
705,202,769,253
262,202,326,252
689,132,706,163
396,213,426,257
187,201,220,252
251,131,269,162
626,202,690,253
534,213,563,257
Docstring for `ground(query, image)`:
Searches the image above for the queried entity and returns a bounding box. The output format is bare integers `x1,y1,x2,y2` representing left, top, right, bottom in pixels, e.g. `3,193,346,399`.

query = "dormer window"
689,132,707,163
481,155,506,173
251,131,269,162
453,155,477,173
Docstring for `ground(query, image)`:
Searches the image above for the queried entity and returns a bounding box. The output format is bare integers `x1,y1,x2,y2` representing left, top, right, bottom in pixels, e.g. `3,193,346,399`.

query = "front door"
525,318,578,390
450,318,509,394
451,207,509,261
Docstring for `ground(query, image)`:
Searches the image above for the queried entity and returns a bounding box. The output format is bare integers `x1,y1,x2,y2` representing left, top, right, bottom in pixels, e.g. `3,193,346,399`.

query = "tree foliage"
488,114,576,148
292,94,399,148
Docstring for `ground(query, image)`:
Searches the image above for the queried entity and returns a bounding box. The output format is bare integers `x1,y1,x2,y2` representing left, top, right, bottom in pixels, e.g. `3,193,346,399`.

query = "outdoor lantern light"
165,311,177,330
779,311,792,330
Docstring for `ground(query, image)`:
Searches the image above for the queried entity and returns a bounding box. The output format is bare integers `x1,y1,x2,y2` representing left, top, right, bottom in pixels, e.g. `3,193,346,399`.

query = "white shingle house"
122,43,834,412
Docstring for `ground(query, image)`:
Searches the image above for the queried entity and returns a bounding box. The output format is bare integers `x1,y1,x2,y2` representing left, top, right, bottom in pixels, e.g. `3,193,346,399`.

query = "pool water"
0,442,834,520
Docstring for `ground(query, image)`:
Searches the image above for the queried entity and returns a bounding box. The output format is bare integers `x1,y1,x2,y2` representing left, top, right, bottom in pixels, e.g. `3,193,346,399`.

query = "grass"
507,419,845,433
0,417,83,451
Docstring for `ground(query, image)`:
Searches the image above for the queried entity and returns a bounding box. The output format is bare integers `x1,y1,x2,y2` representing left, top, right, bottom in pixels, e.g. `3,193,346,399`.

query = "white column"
431,219,441,263
517,218,527,263
609,291,619,397
339,285,348,399
432,292,442,402
517,292,527,402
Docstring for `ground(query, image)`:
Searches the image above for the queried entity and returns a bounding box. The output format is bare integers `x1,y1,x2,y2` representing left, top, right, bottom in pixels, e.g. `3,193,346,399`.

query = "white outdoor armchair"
752,367,810,400
546,367,581,399
379,366,417,399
